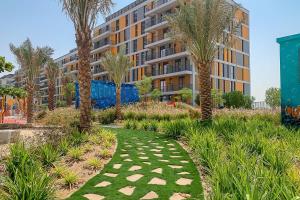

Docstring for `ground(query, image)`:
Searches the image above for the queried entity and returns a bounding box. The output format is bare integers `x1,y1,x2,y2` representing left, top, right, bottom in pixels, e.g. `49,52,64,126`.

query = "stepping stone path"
70,129,203,200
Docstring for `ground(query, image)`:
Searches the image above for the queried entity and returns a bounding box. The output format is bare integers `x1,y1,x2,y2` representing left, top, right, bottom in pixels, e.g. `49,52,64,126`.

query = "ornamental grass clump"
68,147,84,161
36,143,60,168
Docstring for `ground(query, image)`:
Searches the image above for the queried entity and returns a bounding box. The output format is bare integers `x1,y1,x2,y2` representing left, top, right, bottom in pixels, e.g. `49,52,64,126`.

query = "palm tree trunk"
66,93,72,107
26,88,34,124
48,81,55,111
116,86,121,120
198,63,212,121
76,31,92,131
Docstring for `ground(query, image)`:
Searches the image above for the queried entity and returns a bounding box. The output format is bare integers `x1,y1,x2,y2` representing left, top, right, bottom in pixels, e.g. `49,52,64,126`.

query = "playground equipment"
0,96,26,124
75,80,139,109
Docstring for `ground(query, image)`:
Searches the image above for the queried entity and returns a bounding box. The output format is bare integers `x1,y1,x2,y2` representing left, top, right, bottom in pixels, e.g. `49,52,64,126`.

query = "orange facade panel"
119,16,126,30
243,68,250,82
137,37,143,51
242,25,249,40
236,67,243,80
236,82,243,92
225,80,230,92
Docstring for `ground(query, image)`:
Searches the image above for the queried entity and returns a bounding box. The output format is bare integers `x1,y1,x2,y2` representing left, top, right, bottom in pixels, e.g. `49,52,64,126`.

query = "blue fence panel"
75,80,139,109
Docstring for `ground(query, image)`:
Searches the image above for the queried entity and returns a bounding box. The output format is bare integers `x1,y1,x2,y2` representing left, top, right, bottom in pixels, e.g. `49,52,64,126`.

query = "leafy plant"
98,149,111,159
164,120,190,139
86,157,102,170
265,87,281,109
68,147,84,161
63,171,78,189
36,143,59,168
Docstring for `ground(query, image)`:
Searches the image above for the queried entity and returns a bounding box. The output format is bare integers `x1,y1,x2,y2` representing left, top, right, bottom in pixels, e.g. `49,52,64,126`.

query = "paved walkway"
69,128,203,200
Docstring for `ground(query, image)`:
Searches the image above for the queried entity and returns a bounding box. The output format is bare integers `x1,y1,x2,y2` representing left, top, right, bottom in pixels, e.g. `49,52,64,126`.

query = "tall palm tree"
166,0,237,121
60,0,113,131
62,74,75,106
10,39,53,123
45,59,59,111
102,46,132,119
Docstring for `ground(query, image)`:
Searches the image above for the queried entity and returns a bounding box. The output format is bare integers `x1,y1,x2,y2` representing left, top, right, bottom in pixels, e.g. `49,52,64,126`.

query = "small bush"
68,147,84,161
36,143,59,168
69,130,88,147
98,149,111,159
52,164,67,178
58,138,69,156
98,108,116,124
164,120,190,139
86,158,102,170
140,120,150,131
148,120,158,132
63,171,78,189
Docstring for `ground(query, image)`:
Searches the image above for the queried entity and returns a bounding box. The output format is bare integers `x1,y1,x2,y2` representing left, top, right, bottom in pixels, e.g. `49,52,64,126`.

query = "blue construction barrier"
75,80,139,109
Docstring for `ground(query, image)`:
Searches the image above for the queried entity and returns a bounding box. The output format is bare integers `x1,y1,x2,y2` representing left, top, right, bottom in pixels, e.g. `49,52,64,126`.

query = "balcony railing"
147,33,170,45
146,47,187,61
147,65,192,77
147,0,173,12
94,67,105,74
93,40,111,50
154,83,192,93
146,16,166,29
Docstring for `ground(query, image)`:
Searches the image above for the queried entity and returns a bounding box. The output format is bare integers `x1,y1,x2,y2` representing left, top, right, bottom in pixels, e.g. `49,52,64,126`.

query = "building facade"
15,0,250,106
0,74,15,87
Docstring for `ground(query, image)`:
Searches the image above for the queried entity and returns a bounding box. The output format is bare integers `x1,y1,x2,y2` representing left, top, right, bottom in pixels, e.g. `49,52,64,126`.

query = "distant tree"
223,91,245,109
10,39,53,123
211,89,224,108
178,88,192,103
151,89,162,102
102,46,132,120
45,59,59,111
244,95,255,109
0,56,13,73
135,76,152,105
265,87,281,109
62,74,75,107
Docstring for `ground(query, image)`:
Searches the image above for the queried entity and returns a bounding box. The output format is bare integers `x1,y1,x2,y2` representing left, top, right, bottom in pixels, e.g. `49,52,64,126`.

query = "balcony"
145,16,168,32
146,33,171,48
93,26,113,41
155,83,192,93
146,0,177,16
146,47,189,64
93,66,106,75
91,40,112,54
146,65,192,78
90,57,103,66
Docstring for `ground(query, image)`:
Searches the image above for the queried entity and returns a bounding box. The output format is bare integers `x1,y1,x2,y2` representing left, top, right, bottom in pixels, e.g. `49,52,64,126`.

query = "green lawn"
68,128,204,200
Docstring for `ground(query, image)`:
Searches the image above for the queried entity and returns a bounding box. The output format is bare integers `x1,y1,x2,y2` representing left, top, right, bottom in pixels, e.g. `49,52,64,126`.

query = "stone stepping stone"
126,145,132,147
143,162,151,165
113,164,122,169
169,148,177,151
151,168,162,174
126,174,144,182
154,154,163,157
104,173,118,178
156,146,164,149
150,149,161,152
167,144,175,146
168,165,183,169
138,152,146,155
151,143,159,145
180,161,189,164
176,178,193,186
124,159,133,162
170,156,182,158
120,154,129,157
119,186,136,196
159,159,169,163
137,143,144,145
95,181,111,187
139,156,149,160
148,177,166,185
121,149,127,152
172,152,180,154
178,172,190,175
140,191,159,199
138,147,143,150
169,193,191,200
142,146,149,148
129,165,142,171
83,194,105,200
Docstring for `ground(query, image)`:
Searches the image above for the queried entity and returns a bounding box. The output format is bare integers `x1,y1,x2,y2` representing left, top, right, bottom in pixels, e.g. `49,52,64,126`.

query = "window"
116,19,120,31
133,10,138,23
118,32,120,43
179,77,184,89
135,24,138,37
125,42,129,54
242,40,250,54
125,28,130,41
136,54,140,66
141,21,145,34
236,52,244,66
125,15,129,26
133,39,137,52
143,36,147,49
230,81,236,92
141,52,145,65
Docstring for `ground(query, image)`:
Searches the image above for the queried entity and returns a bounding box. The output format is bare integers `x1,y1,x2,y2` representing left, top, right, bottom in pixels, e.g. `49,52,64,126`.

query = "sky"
1,0,300,101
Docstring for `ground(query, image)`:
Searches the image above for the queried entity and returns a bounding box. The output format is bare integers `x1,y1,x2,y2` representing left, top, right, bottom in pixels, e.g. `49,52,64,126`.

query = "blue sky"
1,0,300,101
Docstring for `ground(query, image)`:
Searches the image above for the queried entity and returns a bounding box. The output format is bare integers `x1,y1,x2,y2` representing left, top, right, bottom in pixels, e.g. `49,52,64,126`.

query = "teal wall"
277,33,300,125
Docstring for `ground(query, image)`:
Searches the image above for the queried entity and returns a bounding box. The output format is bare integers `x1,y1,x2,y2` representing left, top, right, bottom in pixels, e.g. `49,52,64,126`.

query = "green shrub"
51,164,67,178
98,108,116,124
69,130,88,147
164,120,190,139
58,138,69,156
140,120,150,131
68,147,84,161
63,171,78,189
36,143,59,168
148,120,158,132
98,149,111,159
86,157,102,170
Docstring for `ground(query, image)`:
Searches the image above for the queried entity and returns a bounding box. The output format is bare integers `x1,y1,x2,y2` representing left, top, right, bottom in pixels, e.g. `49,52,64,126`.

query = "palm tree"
0,56,13,73
62,74,75,106
10,39,53,123
60,0,113,131
166,0,237,121
45,59,59,111
102,46,132,120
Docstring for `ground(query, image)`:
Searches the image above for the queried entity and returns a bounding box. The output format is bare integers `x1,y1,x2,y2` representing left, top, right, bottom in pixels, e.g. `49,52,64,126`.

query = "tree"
151,89,162,102
62,75,75,107
0,56,13,73
101,46,132,120
223,91,245,108
178,88,192,103
135,76,152,105
45,59,59,111
244,95,255,109
211,89,224,108
60,0,113,131
166,0,237,121
10,39,53,123
265,87,281,109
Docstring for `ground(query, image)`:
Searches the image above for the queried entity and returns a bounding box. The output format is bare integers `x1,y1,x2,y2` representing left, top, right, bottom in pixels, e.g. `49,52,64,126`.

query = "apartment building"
16,0,250,105
0,74,15,87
